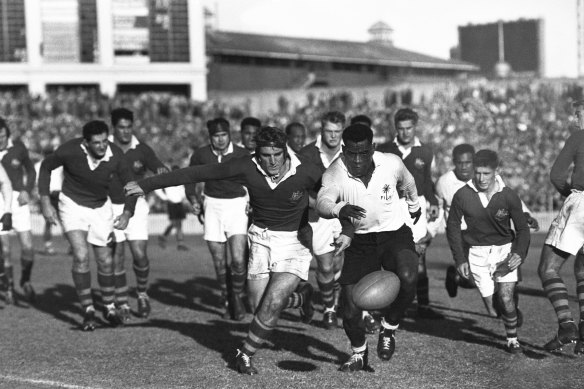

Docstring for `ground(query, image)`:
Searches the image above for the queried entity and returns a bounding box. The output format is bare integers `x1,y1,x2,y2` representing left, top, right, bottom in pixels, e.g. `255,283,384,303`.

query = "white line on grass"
0,374,102,389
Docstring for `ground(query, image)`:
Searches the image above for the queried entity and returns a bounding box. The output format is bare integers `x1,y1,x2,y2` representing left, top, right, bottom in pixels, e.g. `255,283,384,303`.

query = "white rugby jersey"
316,151,419,234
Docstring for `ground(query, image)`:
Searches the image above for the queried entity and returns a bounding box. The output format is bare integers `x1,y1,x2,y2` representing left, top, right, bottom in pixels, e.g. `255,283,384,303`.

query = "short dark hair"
473,149,499,170
350,114,372,127
207,117,230,135
285,122,306,135
342,123,373,144
321,111,346,127
255,126,287,151
394,108,419,126
0,117,10,137
111,108,134,126
241,117,261,128
82,120,109,141
452,144,475,160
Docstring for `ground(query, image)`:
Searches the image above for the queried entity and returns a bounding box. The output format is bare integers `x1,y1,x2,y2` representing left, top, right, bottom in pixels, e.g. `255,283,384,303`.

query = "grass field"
1,232,583,389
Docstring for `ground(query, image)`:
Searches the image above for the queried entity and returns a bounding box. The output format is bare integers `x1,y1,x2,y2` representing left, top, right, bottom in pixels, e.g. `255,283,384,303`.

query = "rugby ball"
352,271,400,310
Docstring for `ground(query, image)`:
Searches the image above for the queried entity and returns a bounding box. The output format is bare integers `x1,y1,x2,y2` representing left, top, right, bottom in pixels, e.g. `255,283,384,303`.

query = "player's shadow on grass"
400,307,551,360
32,283,91,329
143,317,346,370
148,276,232,317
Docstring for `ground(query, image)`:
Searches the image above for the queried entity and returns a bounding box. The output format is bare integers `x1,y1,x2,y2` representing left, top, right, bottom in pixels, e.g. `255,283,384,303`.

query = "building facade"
0,0,206,99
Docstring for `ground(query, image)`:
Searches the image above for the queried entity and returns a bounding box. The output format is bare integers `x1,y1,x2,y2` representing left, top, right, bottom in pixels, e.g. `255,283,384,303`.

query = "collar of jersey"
253,152,300,189
80,142,113,170
467,174,505,194
394,136,421,149
108,135,140,150
211,142,234,158
315,135,343,164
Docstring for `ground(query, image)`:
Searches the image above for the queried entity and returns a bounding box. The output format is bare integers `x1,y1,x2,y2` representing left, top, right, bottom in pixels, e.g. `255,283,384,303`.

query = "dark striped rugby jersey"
38,138,136,213
446,184,529,266
139,154,321,232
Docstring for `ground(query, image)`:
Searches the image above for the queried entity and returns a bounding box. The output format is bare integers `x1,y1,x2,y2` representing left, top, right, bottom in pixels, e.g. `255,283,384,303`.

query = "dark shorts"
168,202,186,220
338,224,417,285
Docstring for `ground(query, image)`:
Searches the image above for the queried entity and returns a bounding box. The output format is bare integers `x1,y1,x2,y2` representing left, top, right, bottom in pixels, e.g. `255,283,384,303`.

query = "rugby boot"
21,281,36,303
104,304,123,326
339,347,374,372
363,313,381,334
4,286,15,305
235,349,258,375
298,282,314,324
118,303,132,323
137,292,152,318
377,328,396,361
544,321,578,351
323,310,338,330
505,338,523,354
445,265,458,298
81,308,96,332
574,321,584,355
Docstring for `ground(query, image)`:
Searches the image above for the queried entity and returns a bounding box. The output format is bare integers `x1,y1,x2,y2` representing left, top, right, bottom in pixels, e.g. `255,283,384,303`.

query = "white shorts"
309,217,341,255
247,224,312,281
112,197,149,242
0,191,32,234
59,193,114,247
467,243,518,297
545,191,584,255
203,195,248,242
402,195,428,243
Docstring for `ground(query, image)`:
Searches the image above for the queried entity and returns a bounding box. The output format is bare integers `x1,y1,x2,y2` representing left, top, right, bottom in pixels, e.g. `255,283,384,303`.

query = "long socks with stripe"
241,316,275,356
542,277,574,323
318,279,335,311
133,263,150,294
72,270,93,310
114,271,129,306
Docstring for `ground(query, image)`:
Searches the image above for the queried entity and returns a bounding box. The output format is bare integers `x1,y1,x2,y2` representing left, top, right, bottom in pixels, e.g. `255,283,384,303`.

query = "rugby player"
187,118,249,321
0,117,37,303
377,108,443,319
125,126,324,375
285,122,307,155
239,117,261,153
299,111,346,329
316,123,421,372
0,162,13,303
39,120,137,331
108,108,168,320
447,150,530,354
538,100,584,353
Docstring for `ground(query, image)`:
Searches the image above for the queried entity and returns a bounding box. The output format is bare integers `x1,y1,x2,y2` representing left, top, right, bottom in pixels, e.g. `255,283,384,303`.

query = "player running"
39,120,137,331
538,100,584,354
447,149,530,354
299,111,346,329
125,126,324,375
377,108,443,319
108,108,168,320
187,118,250,321
316,123,421,372
0,117,37,303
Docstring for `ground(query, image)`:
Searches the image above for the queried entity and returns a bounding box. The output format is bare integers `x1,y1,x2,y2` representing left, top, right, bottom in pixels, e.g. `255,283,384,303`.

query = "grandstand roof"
207,30,478,71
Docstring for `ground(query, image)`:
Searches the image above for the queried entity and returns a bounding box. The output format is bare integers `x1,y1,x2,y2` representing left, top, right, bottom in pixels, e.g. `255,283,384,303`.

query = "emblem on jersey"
133,160,144,172
494,209,509,221
289,191,303,202
381,184,393,201
10,158,20,168
414,158,425,170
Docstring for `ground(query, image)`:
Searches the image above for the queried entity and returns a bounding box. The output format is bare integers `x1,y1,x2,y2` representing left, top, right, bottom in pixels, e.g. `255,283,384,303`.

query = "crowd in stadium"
0,79,581,213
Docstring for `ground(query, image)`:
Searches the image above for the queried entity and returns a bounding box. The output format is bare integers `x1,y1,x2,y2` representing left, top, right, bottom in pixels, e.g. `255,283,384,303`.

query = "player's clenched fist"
124,181,144,197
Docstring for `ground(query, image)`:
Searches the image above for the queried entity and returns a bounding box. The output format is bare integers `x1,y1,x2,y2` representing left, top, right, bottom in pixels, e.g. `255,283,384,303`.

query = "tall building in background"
458,19,545,77
0,0,206,99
